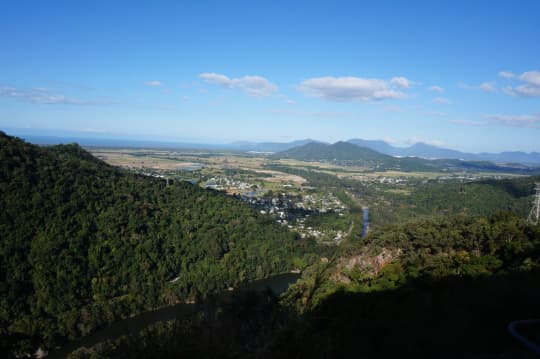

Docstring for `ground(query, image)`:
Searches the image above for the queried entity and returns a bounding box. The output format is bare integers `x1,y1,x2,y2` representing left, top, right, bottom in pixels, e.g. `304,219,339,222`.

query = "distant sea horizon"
2,128,233,150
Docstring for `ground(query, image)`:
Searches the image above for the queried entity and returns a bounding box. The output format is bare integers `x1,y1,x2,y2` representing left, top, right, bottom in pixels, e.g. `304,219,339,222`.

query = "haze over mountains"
270,141,537,174
11,130,540,166
243,138,540,165
346,139,540,165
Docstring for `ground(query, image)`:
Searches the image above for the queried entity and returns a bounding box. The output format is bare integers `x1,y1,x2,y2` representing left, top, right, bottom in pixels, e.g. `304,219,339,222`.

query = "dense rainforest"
0,132,319,355
66,212,540,358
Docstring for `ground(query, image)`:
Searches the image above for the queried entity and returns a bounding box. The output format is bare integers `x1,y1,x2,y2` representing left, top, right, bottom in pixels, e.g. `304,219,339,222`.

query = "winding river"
47,273,301,359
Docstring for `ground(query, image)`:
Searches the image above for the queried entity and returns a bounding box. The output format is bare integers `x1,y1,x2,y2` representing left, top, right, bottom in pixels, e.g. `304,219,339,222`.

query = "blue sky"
1,0,540,152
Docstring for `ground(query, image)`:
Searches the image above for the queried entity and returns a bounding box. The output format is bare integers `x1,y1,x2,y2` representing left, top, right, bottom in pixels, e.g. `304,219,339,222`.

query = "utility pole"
527,183,540,225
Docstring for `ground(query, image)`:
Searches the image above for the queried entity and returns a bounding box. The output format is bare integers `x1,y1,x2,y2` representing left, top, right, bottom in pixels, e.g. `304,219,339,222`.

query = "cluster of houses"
435,173,504,182
241,191,348,242
204,176,255,191
375,176,408,184
132,170,350,242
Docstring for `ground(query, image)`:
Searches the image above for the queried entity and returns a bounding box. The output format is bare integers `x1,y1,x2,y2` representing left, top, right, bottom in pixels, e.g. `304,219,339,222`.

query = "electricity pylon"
527,183,540,225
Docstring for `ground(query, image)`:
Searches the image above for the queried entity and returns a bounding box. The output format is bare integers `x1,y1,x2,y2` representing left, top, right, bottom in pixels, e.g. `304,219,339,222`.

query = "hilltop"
0,132,317,354
271,141,393,166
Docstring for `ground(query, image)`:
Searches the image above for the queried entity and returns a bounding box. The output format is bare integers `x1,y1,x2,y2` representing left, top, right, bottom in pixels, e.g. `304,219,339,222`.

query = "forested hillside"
0,132,317,354
65,213,540,358
271,141,392,165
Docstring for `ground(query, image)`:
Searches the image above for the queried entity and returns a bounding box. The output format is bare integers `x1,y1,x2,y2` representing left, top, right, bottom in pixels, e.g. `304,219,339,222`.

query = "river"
361,207,369,238
46,273,300,359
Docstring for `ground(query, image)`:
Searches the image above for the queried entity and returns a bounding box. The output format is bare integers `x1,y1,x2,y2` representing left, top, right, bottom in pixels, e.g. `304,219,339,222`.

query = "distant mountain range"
271,141,538,174
346,139,540,165
230,138,540,165
11,131,540,166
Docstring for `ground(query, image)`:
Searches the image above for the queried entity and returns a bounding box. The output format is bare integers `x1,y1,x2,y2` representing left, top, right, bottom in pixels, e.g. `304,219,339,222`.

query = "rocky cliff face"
333,247,402,283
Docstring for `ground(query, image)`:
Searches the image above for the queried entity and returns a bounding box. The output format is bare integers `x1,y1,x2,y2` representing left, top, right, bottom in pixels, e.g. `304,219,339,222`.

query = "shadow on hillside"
479,176,540,198
275,271,540,358
61,271,540,359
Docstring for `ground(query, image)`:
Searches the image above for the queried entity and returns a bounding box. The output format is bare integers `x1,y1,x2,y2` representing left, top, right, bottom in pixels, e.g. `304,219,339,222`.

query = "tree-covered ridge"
272,141,390,161
64,213,540,358
0,132,317,353
350,213,540,283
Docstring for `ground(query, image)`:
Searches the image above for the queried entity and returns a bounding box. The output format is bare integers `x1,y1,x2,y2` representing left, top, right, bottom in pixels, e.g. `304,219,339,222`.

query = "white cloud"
479,82,496,93
383,136,399,145
459,82,497,93
498,71,515,79
502,86,515,96
144,80,162,87
199,73,230,86
429,85,444,93
297,76,406,102
406,137,445,147
0,86,114,105
199,72,278,97
510,85,540,97
432,97,451,104
520,71,540,86
485,113,540,127
502,70,540,97
390,76,412,89
504,85,539,97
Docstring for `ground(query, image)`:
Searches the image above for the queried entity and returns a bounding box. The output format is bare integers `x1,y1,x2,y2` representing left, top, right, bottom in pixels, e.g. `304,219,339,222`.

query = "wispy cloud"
267,108,354,118
276,93,296,104
459,81,497,93
199,72,278,97
390,77,413,89
502,70,540,97
451,113,540,128
426,111,447,117
479,82,497,93
297,76,410,102
384,105,403,113
432,97,451,104
498,71,515,79
0,86,115,105
485,113,540,127
144,80,162,87
428,85,444,93
450,119,488,126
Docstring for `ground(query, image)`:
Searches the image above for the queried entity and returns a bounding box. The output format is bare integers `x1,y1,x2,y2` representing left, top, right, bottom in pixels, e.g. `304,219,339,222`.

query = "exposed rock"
333,247,402,283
